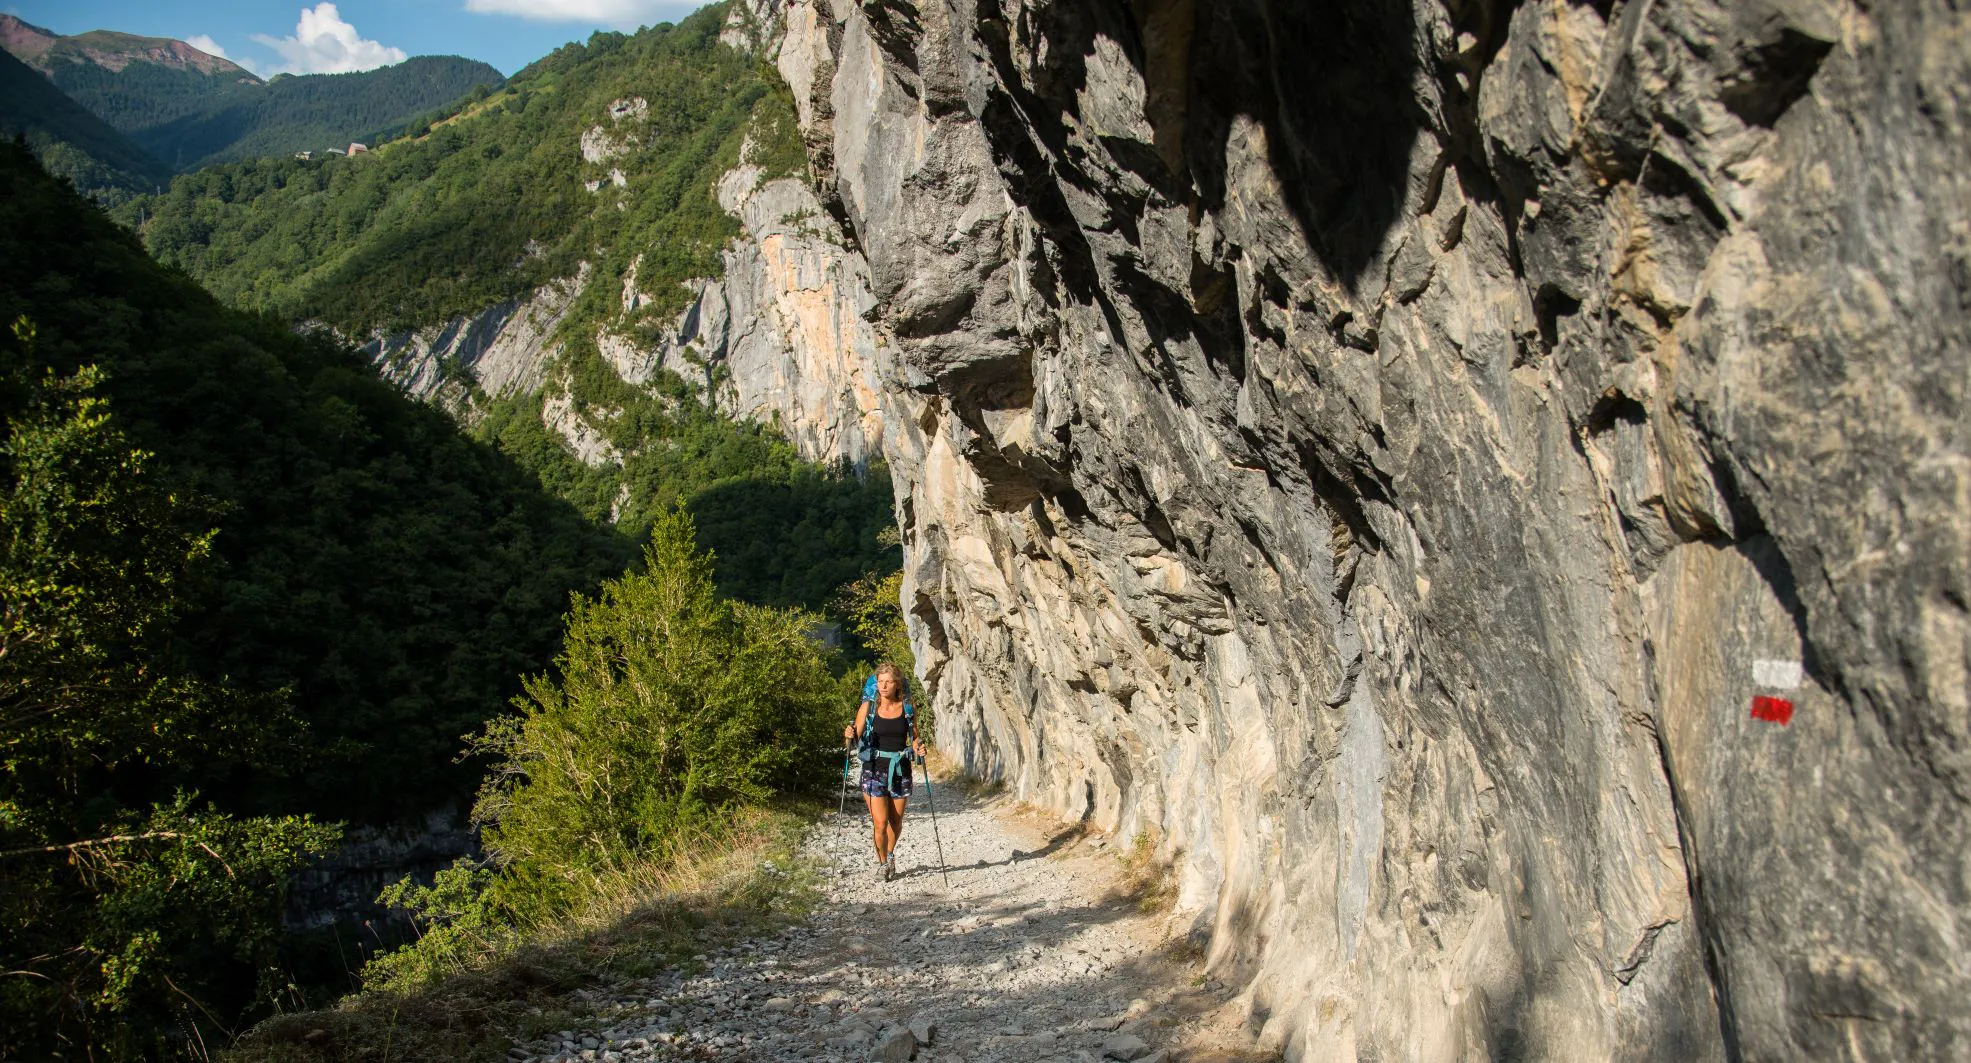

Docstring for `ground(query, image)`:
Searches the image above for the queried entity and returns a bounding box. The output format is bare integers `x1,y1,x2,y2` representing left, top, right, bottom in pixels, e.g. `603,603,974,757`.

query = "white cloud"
185,34,229,59
249,4,406,75
462,0,698,27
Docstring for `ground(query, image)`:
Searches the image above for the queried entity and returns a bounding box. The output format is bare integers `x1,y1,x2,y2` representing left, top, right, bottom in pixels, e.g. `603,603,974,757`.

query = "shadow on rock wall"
965,0,1420,308
1176,0,1423,288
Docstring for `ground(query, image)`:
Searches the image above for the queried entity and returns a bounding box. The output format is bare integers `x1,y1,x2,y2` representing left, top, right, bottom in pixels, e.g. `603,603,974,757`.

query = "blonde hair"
872,662,908,703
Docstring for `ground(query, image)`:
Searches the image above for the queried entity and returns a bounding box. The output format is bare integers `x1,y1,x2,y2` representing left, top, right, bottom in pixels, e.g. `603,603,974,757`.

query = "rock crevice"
758,0,1971,1058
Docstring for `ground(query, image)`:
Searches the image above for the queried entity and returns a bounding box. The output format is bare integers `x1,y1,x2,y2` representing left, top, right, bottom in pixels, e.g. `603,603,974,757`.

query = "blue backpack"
857,673,916,764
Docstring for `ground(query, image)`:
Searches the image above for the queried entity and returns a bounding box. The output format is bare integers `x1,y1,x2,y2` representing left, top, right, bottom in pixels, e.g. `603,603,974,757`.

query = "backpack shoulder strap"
861,676,918,745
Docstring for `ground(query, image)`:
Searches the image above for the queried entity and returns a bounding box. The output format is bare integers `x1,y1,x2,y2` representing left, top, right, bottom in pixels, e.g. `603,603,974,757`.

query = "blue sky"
3,0,709,76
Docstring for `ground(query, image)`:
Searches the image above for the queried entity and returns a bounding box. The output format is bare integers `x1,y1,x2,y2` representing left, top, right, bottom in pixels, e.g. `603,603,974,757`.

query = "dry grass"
924,748,1005,799
224,808,822,1063
1164,931,1209,967
1109,831,1179,914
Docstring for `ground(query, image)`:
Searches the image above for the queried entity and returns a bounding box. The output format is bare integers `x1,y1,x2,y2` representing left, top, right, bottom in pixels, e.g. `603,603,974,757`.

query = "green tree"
0,138,631,825
835,565,915,685
832,562,927,735
472,511,839,920
0,340,337,1059
0,350,218,771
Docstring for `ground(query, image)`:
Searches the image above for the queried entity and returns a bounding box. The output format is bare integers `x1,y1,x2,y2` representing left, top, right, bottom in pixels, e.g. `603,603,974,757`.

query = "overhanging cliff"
755,0,1970,1058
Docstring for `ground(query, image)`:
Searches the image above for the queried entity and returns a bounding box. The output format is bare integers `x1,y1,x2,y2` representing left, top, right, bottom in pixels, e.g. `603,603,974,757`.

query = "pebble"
1102,1033,1152,1060
496,770,1184,1063
873,1027,917,1062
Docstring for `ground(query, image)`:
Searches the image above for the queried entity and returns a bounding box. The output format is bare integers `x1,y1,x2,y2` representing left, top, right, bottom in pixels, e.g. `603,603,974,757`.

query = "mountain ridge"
0,46,171,201
0,14,500,171
0,14,255,79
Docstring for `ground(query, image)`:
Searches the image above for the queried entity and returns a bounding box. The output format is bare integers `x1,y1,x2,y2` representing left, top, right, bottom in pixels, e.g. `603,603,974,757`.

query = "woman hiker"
844,662,924,881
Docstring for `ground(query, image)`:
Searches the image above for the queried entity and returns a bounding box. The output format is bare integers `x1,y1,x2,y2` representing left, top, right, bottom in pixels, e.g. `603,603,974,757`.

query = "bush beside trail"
359,511,843,991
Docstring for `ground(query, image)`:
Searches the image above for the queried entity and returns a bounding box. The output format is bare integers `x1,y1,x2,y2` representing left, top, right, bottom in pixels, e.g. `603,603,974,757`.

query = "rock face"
361,153,887,473
285,808,477,931
714,162,889,467
765,0,1970,1060
365,269,585,415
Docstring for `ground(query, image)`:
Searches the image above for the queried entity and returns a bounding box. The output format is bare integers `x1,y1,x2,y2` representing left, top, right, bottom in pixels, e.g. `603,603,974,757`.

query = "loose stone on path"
500,768,1261,1063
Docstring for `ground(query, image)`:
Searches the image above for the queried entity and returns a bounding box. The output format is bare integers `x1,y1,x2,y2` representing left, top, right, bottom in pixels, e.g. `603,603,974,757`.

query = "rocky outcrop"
286,807,477,932
363,125,886,474
712,162,887,467
594,162,887,467
768,1,1970,1060
365,269,585,415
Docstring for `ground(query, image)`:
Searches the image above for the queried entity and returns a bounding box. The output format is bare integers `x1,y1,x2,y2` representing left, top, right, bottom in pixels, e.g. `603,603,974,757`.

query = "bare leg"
882,797,908,860
867,795,892,863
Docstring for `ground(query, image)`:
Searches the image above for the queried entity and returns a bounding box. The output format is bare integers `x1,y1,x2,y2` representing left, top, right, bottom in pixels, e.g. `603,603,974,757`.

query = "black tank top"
869,705,910,752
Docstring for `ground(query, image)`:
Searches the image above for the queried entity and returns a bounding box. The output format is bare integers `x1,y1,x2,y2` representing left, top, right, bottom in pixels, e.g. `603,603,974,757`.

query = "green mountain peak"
0,14,501,173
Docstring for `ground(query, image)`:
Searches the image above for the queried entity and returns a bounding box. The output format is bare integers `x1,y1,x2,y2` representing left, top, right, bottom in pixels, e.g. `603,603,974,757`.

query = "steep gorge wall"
764,0,1970,1059
361,74,886,472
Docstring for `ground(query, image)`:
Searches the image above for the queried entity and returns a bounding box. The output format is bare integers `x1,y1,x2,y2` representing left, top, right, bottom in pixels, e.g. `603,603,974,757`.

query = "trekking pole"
838,740,856,817
918,750,951,887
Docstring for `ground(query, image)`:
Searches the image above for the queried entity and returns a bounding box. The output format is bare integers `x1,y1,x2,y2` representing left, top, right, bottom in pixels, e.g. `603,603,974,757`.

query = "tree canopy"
0,137,631,826
0,50,170,203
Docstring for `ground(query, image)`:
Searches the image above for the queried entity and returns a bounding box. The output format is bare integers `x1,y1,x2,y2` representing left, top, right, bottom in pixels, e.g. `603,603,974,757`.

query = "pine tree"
473,511,838,919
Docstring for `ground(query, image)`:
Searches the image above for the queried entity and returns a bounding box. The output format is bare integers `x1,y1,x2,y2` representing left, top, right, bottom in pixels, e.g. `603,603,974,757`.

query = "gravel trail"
506,767,1259,1063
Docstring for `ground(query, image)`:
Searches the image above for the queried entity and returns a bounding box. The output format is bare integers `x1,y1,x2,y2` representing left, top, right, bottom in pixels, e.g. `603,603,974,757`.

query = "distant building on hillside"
325,148,346,156
294,150,312,160
347,142,368,155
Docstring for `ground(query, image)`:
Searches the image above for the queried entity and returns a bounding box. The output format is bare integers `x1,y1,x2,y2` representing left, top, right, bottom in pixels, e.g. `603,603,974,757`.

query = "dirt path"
504,768,1266,1063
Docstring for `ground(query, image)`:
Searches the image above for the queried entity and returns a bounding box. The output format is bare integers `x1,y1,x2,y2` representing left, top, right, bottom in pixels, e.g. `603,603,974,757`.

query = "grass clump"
1112,831,1180,915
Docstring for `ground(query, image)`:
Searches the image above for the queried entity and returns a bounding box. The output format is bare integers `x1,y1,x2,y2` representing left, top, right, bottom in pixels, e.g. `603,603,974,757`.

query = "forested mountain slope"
0,10,900,1034
0,6,904,1057
0,136,639,1053
129,4,898,610
0,46,169,201
0,14,500,170
134,10,777,337
0,139,629,827
132,55,506,170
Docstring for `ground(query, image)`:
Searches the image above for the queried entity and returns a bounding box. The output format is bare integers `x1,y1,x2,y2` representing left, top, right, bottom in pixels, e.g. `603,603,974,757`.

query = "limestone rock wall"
714,163,889,467
769,0,1969,1059
360,156,888,473
365,270,584,415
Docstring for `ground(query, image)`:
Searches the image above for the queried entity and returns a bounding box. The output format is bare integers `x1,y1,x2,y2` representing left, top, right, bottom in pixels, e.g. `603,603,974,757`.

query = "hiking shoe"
882,858,895,882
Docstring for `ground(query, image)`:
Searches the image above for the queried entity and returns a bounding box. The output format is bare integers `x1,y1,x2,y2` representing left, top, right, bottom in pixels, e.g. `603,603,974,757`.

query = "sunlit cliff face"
742,0,1971,1059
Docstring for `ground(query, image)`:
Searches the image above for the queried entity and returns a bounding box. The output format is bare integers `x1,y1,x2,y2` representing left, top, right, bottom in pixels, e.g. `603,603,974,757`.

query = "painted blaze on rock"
757,0,1971,1060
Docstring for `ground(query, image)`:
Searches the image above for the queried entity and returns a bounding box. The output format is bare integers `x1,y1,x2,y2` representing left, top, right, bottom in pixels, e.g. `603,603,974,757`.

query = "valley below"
1,0,1964,1059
